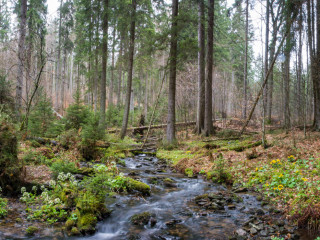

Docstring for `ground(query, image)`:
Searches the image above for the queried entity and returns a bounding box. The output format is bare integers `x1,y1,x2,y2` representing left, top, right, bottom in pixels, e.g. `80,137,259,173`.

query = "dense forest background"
0,0,318,142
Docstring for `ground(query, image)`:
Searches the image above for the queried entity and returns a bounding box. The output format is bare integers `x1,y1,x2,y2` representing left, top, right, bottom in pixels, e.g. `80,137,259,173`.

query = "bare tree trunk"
55,0,63,111
16,0,27,119
204,0,214,136
283,22,292,130
94,12,100,113
144,72,148,118
314,0,320,129
117,34,123,107
166,0,179,144
263,0,269,114
242,0,248,119
297,8,303,124
120,0,136,139
109,28,116,108
195,0,205,134
99,0,109,127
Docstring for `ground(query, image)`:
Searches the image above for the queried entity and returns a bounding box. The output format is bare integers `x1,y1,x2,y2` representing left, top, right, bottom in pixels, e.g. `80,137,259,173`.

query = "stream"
79,154,308,240
1,154,319,240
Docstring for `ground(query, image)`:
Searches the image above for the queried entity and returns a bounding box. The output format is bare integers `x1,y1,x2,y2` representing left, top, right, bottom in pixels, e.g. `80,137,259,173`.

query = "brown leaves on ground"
24,165,52,184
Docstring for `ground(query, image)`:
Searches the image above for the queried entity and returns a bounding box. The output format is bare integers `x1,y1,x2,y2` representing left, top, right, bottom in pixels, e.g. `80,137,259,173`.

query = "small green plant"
64,90,90,130
0,187,7,218
50,159,79,179
185,168,194,178
26,226,39,236
208,153,233,184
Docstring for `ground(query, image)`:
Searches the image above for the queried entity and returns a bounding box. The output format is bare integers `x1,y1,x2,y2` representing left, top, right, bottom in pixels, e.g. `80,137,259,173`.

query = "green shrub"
0,188,7,218
64,91,90,130
28,94,55,137
58,129,81,149
81,114,104,160
208,153,233,184
0,75,14,115
0,115,23,194
50,160,79,179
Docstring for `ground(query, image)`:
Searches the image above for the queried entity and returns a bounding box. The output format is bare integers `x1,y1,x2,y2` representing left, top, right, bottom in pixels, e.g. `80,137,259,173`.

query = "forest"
0,0,320,239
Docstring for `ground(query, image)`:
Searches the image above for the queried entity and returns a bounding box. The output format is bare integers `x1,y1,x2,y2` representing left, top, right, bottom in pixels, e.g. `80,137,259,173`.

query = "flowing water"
81,154,281,240
1,154,319,240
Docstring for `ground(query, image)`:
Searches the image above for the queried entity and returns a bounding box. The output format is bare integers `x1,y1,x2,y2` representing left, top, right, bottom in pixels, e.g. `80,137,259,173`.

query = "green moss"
127,178,151,195
77,213,97,233
75,191,102,214
130,212,152,225
65,219,75,230
60,188,74,208
156,149,196,165
185,168,194,178
70,227,81,236
26,226,39,236
163,178,174,183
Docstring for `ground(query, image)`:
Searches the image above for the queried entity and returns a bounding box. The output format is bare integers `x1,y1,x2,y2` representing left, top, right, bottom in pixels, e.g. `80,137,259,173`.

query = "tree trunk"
120,0,136,139
16,0,27,119
99,0,109,127
204,0,214,136
263,0,269,114
195,0,205,134
144,72,148,118
242,0,248,119
315,0,320,129
297,8,303,124
117,34,123,107
109,28,116,108
166,0,179,144
283,33,291,130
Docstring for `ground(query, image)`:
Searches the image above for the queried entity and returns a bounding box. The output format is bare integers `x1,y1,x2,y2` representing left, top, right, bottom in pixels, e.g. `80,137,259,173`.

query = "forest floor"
157,123,320,232
2,121,320,239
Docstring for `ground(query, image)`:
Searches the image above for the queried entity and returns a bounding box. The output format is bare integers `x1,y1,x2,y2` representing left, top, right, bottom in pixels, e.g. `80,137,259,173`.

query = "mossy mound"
77,213,97,234
130,212,153,226
127,178,151,195
26,226,39,236
0,119,23,194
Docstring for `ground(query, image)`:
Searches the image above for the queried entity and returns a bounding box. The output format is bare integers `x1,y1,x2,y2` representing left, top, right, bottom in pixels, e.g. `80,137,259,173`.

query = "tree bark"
283,15,292,130
204,0,214,136
117,34,123,107
16,0,27,119
109,28,116,108
166,0,179,144
315,0,320,129
120,0,136,139
263,0,269,114
242,0,248,119
99,0,109,127
195,0,205,134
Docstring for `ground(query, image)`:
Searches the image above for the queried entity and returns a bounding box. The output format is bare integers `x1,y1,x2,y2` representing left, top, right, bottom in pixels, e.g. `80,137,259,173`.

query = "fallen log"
107,121,196,134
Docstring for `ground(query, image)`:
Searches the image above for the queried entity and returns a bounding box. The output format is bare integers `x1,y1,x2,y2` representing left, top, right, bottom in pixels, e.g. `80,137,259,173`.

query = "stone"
260,230,268,236
250,227,258,235
228,204,236,209
235,228,247,236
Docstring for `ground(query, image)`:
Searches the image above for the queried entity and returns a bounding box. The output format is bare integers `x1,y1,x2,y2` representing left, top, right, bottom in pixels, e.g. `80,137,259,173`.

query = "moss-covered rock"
65,219,76,230
127,178,151,195
70,227,81,236
77,213,97,234
26,226,39,236
130,212,152,226
163,178,176,188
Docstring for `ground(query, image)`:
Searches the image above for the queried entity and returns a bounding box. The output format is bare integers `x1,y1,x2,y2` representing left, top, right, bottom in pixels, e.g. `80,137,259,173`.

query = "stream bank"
0,152,318,239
